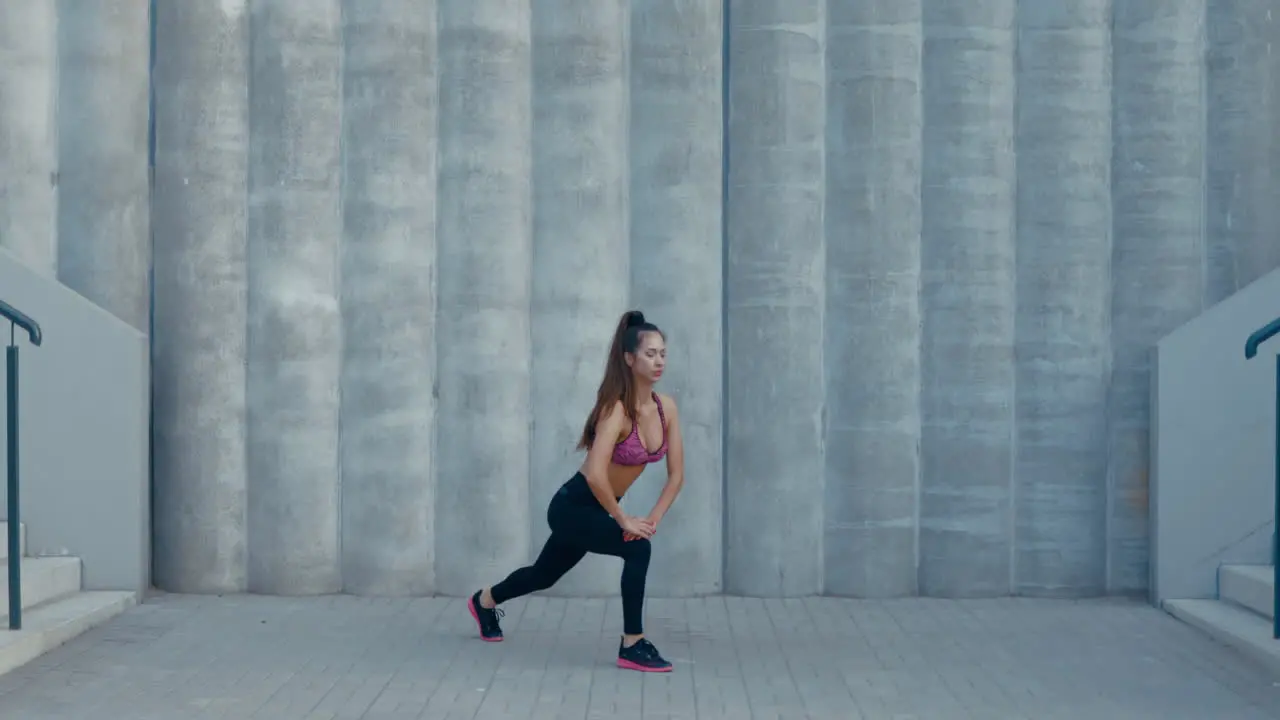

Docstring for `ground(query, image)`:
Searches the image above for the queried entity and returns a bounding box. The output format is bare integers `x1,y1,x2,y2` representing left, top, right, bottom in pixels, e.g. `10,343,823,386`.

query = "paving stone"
0,593,1276,719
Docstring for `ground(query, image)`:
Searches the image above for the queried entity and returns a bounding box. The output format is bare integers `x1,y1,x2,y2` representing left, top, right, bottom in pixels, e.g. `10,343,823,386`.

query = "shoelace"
630,639,657,658
480,605,504,627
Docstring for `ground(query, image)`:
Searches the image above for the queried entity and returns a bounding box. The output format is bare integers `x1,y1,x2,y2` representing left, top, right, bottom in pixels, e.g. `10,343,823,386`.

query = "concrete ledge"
0,591,136,678
0,557,81,620
0,249,151,596
1221,564,1276,621
1165,599,1280,678
1151,266,1280,604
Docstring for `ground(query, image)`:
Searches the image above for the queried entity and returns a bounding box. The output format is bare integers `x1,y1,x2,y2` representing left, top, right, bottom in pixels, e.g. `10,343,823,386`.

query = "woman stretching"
467,310,684,673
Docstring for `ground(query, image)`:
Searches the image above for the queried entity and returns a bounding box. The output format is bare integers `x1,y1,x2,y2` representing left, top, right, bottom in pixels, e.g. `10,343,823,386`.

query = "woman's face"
626,331,667,383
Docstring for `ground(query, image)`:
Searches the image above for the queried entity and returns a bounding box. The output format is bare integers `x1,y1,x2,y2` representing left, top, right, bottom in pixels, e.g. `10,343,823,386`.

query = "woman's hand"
627,517,660,535
620,515,655,541
625,515,659,541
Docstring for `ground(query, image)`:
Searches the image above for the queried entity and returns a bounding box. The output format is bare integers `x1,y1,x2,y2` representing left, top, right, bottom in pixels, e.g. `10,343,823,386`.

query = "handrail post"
5,325,19,630
0,301,43,632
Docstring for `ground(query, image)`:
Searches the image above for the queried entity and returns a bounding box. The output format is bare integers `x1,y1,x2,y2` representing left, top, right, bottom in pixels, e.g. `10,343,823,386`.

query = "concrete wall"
1151,265,1280,603
0,0,151,332
2,0,1280,598
0,248,150,595
148,0,723,598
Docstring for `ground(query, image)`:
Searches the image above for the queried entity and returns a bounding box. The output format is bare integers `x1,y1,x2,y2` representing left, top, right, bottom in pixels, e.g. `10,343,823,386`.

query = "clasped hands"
620,514,657,542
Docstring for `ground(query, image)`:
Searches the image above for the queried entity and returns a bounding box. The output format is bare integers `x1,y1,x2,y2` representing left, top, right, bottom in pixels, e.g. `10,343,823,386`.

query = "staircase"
1165,564,1280,676
0,255,148,679
0,521,135,677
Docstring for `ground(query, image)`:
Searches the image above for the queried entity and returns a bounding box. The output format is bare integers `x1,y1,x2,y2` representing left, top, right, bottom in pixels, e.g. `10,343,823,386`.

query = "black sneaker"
617,637,673,672
467,590,504,642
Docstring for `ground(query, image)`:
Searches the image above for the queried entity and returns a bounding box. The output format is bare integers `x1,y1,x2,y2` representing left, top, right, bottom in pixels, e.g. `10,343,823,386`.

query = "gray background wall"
1,0,1278,599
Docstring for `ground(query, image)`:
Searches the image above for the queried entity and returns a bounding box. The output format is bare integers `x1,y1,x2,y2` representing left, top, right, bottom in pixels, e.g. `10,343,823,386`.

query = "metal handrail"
1245,318,1280,640
2,300,40,630
0,300,42,347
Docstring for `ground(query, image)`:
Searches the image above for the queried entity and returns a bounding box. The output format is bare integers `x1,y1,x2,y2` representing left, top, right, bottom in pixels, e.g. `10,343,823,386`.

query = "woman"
467,310,685,673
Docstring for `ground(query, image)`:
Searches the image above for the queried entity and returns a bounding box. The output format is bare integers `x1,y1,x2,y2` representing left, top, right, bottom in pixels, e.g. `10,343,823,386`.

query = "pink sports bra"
612,393,668,466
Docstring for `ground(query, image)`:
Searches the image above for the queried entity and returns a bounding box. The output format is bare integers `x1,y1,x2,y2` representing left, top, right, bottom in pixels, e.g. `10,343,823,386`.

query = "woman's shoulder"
601,399,628,423
595,400,631,443
655,392,678,418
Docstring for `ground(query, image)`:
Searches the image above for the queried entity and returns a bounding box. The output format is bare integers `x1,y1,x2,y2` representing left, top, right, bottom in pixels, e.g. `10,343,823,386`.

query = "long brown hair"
577,310,665,450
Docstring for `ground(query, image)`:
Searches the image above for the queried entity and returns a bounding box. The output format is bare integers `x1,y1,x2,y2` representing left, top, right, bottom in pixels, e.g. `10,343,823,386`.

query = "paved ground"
0,593,1276,719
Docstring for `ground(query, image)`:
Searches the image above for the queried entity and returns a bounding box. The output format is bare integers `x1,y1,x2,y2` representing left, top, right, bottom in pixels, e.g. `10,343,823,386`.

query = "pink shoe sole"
467,597,502,642
617,658,673,673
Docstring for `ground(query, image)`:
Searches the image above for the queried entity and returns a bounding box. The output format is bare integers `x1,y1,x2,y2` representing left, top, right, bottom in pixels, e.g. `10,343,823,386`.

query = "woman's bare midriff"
604,462,646,499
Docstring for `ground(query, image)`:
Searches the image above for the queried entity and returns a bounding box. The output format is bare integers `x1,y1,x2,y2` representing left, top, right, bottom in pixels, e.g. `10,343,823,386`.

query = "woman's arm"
583,401,631,523
648,394,685,526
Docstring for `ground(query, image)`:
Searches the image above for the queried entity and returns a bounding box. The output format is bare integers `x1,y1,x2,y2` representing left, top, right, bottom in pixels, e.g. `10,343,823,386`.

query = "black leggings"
490,472,652,635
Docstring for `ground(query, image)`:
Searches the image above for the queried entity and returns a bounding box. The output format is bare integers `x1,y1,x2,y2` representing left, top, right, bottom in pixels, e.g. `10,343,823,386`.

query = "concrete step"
1165,599,1280,679
1220,564,1276,621
0,591,136,677
0,522,25,561
0,557,81,620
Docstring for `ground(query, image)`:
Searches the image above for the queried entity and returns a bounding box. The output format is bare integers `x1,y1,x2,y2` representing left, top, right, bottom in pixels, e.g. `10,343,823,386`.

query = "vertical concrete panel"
725,0,825,597
338,0,438,596
1274,15,1280,285
151,0,249,594
0,2,58,275
245,1,343,595
1110,0,1205,593
1014,0,1112,596
528,0,629,597
918,0,1016,597
56,0,151,331
435,0,533,596
1205,0,1280,301
629,0,724,597
822,1,922,598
